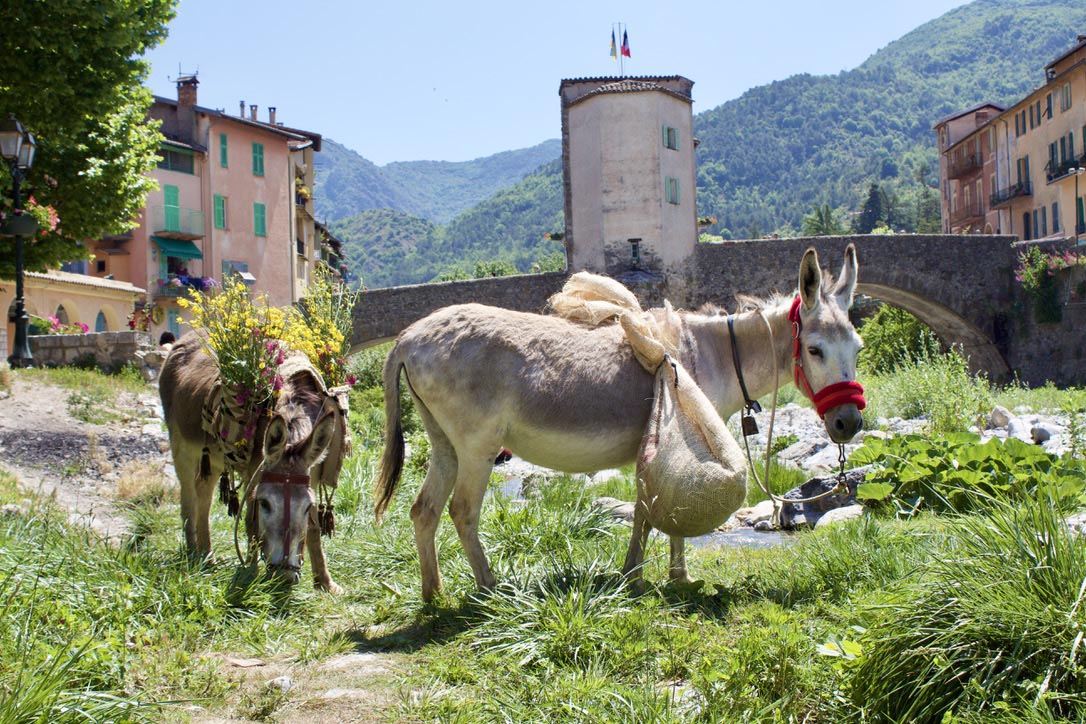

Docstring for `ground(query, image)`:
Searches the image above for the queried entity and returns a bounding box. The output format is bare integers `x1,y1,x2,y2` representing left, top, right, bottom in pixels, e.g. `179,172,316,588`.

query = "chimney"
250,104,258,121
239,100,245,117
269,106,277,125
176,75,198,107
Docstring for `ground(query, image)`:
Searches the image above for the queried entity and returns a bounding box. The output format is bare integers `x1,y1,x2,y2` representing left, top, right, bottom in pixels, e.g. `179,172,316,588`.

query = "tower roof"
560,75,694,107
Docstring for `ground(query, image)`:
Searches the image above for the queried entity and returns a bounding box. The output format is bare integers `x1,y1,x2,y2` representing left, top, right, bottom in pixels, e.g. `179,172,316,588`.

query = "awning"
153,236,203,259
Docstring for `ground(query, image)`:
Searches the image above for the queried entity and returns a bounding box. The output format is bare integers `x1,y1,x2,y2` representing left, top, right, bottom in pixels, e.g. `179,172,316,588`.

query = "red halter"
788,296,866,419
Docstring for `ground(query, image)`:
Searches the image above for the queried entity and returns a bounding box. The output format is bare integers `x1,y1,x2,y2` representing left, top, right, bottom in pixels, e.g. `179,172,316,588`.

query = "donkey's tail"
375,345,406,524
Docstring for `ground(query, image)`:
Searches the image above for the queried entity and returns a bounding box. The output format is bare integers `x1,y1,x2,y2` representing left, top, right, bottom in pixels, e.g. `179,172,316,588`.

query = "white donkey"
377,245,864,601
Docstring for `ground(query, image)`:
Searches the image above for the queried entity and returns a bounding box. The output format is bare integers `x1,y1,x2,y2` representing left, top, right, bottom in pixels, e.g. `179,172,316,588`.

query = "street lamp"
0,113,38,368
1074,167,1085,241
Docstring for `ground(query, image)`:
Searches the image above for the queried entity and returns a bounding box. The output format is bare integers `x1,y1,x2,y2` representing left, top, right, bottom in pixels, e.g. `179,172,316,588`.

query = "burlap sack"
636,356,747,537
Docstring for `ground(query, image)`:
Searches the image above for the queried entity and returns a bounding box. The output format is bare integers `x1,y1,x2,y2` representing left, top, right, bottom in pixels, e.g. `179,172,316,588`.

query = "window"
157,146,194,173
164,184,180,232
219,133,228,167
1036,100,1043,124
1062,83,1072,112
1029,104,1035,130
1053,202,1060,233
1046,93,1053,119
253,202,266,236
664,176,679,204
1041,206,1047,237
1033,209,1039,238
95,259,106,274
252,142,264,176
629,238,641,265
1070,132,1076,161
1060,137,1067,164
662,125,679,150
213,194,227,229
95,311,107,333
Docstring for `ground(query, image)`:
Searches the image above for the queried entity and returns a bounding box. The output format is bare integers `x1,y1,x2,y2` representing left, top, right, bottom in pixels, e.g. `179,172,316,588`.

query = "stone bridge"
349,234,1086,386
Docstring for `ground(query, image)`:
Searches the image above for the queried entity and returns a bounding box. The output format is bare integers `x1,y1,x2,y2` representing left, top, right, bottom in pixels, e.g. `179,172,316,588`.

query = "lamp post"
1075,167,1085,242
0,113,38,368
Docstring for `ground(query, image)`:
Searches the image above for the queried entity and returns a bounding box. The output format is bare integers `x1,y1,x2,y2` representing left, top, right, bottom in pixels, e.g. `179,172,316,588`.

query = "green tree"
473,260,517,278
854,182,885,234
802,203,845,236
0,0,177,276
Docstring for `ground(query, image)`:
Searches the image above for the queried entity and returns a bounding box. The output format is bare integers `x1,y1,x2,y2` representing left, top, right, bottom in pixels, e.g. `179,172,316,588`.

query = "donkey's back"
159,331,218,445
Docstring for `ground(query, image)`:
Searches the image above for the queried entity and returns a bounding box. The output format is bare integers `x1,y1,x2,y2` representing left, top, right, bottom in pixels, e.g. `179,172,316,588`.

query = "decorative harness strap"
727,315,761,437
788,296,867,419
257,471,312,566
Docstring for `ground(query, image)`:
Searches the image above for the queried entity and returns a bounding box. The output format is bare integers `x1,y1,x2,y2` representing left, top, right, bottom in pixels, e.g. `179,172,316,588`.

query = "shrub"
858,304,941,375
863,345,992,434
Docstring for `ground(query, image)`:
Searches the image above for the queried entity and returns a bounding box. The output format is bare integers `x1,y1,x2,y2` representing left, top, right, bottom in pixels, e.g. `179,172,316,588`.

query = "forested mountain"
692,0,1086,237
330,161,565,288
328,0,1086,287
313,139,560,224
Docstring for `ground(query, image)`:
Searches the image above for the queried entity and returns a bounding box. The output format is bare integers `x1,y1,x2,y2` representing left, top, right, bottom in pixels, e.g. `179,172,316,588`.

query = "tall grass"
851,496,1086,721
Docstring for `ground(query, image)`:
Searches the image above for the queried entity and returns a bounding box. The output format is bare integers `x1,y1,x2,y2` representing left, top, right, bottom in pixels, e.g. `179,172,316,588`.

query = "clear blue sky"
144,0,969,166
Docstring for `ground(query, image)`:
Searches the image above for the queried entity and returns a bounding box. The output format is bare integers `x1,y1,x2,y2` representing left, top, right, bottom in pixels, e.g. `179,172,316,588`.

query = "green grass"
4,364,1086,721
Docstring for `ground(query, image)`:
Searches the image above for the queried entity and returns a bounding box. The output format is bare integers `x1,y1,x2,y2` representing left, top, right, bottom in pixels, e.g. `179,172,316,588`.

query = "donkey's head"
248,394,337,584
791,244,865,443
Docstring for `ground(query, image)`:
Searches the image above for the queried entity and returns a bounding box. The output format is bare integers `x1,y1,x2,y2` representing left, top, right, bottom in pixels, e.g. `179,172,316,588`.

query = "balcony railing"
153,275,216,299
990,180,1032,208
150,205,204,239
1047,156,1086,183
948,153,983,180
951,202,985,226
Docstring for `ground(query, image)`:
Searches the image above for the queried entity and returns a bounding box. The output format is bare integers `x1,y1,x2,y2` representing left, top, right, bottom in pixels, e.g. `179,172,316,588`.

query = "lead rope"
233,467,262,567
737,312,851,528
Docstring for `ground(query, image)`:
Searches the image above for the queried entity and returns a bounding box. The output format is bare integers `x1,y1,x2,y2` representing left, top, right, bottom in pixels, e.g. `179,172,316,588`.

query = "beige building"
560,76,697,284
936,34,1086,241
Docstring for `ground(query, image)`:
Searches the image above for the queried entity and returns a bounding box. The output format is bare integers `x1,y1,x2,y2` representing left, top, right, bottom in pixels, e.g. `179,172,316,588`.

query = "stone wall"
349,272,569,352
29,330,154,370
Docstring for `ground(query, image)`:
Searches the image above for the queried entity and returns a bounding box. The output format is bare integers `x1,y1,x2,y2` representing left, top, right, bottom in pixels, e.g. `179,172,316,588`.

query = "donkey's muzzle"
825,404,863,443
268,562,302,585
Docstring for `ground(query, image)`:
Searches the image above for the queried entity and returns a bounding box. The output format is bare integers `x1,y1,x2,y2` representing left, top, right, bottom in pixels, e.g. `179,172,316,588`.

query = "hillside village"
2,11,1086,359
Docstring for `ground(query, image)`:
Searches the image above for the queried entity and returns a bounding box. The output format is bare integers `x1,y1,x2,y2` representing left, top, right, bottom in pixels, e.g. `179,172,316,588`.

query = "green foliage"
0,0,177,276
801,203,845,236
863,346,993,434
850,432,1086,513
850,497,1086,722
313,138,561,225
858,304,942,375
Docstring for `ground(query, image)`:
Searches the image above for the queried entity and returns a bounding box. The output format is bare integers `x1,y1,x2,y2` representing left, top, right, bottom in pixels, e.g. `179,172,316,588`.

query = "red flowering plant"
127,306,152,331
43,315,89,334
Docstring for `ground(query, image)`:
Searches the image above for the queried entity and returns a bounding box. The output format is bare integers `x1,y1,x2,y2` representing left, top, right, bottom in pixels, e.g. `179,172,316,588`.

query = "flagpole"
619,22,625,77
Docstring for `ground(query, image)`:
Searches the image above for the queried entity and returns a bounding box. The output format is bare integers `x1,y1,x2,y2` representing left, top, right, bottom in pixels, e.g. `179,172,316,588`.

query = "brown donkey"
160,332,343,591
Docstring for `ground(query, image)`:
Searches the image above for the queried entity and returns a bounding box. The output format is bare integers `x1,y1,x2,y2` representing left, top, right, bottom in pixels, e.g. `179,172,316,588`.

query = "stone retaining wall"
28,331,154,370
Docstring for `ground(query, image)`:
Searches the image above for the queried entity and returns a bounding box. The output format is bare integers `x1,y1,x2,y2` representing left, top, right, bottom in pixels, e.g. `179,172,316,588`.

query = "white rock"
266,676,293,692
815,505,865,528
1007,418,1033,442
728,500,776,527
989,405,1012,428
592,497,635,522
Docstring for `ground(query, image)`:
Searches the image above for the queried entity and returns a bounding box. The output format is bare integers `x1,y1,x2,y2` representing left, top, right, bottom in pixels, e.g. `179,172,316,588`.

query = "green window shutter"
252,142,264,176
213,194,225,229
164,184,180,231
254,202,266,236
662,125,667,147
219,133,228,167
674,129,679,151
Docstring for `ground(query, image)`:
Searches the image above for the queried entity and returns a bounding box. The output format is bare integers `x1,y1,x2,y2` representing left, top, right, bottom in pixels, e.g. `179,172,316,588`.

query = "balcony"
1047,156,1086,183
150,205,204,239
947,152,983,180
951,202,985,227
153,275,216,299
990,180,1031,208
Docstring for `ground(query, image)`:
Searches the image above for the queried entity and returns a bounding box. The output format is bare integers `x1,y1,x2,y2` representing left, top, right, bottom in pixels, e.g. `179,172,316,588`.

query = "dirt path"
0,374,404,722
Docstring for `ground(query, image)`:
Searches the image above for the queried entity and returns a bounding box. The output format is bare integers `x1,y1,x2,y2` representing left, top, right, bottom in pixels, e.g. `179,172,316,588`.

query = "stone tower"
559,76,697,300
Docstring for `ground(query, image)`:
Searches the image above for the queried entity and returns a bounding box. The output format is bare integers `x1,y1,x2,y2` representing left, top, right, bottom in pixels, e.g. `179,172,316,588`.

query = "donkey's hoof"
316,578,344,595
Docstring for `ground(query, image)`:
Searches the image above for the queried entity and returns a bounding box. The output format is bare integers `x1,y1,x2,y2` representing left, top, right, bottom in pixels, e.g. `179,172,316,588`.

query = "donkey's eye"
259,499,272,513
807,346,823,358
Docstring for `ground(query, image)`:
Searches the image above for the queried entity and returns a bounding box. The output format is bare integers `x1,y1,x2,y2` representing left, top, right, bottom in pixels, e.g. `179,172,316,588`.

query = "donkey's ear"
832,244,858,310
300,401,338,469
798,247,822,312
263,415,289,468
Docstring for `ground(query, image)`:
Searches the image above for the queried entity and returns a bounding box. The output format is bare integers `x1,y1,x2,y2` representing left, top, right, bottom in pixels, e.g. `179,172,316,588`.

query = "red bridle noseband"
788,296,866,419
257,471,311,565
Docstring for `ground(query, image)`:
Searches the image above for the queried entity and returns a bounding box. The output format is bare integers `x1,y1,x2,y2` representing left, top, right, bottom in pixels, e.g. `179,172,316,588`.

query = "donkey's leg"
448,451,498,594
192,467,218,560
621,498,652,593
668,536,692,584
174,441,207,559
307,519,342,594
410,416,458,602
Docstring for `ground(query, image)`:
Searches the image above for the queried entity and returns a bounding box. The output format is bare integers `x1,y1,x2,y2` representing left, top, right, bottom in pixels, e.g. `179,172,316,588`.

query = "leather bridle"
257,471,311,569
